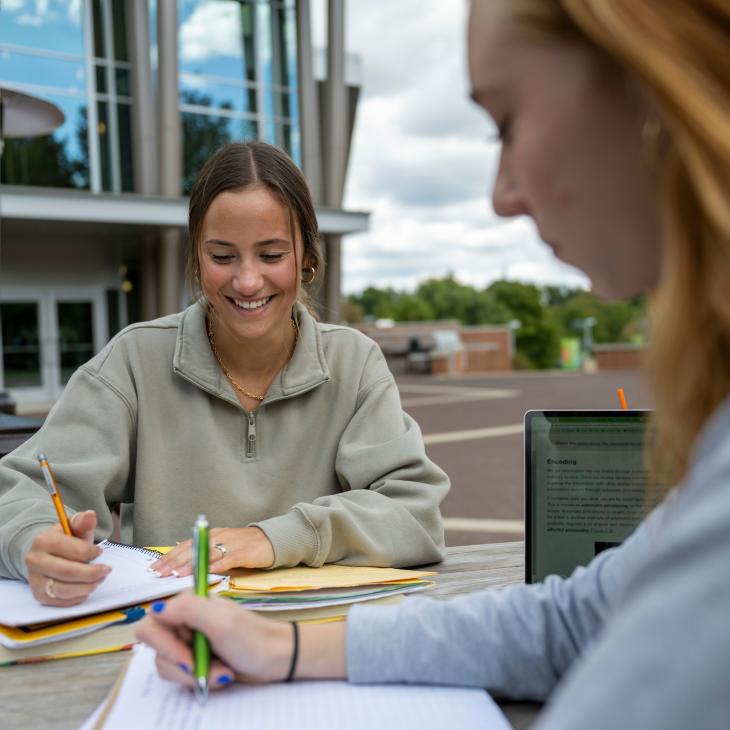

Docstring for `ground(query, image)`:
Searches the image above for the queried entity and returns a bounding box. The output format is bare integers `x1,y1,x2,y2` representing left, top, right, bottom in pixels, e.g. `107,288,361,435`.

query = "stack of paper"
217,564,435,612
0,541,221,665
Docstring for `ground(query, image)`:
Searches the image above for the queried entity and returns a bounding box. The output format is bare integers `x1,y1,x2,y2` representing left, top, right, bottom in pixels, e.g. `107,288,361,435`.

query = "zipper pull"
246,412,257,458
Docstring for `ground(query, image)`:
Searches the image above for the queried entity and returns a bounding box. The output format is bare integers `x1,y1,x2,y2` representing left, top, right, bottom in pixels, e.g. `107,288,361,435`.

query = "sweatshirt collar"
173,301,330,406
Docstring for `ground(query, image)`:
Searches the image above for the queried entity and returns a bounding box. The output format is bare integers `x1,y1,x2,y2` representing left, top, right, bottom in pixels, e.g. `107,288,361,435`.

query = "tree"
550,291,645,344
349,286,401,320
346,274,648,370
391,294,435,322
1,132,81,188
487,280,561,368
544,285,583,307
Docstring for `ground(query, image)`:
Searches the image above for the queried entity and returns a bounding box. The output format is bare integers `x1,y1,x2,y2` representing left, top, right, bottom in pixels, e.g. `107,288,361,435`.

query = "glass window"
283,5,297,91
180,76,257,115
92,0,106,58
256,1,273,87
0,94,90,189
0,302,42,388
274,3,297,89
240,2,256,85
97,101,112,191
182,110,257,193
56,302,94,385
276,120,293,159
115,67,131,98
0,48,86,93
0,1,85,56
112,0,129,62
95,64,107,93
106,289,121,339
117,102,134,192
179,0,249,80
177,0,300,165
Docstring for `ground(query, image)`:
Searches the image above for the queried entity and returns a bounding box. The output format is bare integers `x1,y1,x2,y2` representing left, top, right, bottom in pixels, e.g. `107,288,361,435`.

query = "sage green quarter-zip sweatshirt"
0,303,449,580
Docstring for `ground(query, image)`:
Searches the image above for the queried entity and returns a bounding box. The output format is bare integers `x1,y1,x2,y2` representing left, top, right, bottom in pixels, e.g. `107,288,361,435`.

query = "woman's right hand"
136,593,347,689
24,510,110,606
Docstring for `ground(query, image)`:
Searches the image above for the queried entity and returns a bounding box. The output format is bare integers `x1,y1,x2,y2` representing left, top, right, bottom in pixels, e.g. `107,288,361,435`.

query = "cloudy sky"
311,0,590,295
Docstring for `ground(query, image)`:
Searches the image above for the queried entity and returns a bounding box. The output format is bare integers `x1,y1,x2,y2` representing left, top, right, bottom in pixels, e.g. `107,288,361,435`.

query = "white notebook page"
0,541,220,626
86,644,512,730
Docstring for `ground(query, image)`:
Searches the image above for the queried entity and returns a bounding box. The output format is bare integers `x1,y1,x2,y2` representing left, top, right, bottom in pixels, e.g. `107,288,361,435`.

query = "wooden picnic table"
0,541,540,729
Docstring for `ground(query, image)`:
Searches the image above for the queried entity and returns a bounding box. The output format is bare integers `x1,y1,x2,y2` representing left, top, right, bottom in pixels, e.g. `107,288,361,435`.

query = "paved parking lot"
393,367,653,547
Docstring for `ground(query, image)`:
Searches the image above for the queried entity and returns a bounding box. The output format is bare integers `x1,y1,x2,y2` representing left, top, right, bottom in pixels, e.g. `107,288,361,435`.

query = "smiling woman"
0,140,449,602
188,145,318,404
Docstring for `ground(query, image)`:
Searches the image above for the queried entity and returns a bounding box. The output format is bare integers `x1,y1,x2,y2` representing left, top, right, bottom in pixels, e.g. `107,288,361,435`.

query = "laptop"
524,409,652,584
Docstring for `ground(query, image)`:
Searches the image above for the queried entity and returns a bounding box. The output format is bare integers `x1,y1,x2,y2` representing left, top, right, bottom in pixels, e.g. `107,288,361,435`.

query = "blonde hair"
508,1,730,490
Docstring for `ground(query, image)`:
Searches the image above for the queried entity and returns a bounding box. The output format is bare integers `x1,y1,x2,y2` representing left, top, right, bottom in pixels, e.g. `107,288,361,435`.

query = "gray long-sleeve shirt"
347,396,730,729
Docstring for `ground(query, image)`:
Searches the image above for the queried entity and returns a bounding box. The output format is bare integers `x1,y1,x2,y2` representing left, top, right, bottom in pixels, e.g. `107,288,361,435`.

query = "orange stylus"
617,387,628,411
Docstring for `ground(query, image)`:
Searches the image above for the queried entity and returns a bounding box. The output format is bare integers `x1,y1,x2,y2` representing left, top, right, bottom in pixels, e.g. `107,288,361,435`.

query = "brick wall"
594,344,646,369
357,321,512,375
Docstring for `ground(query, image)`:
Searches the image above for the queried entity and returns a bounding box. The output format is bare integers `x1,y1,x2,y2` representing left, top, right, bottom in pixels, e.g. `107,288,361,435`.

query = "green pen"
192,514,210,702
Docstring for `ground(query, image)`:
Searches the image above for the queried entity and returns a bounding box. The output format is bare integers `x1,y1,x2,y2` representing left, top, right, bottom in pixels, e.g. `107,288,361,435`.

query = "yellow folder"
227,564,436,592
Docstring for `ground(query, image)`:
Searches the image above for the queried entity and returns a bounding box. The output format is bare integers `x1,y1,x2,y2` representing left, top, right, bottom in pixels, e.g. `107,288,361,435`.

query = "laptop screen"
525,409,652,584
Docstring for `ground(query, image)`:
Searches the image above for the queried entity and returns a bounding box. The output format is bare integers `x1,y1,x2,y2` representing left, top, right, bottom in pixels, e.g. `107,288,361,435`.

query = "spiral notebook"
0,540,222,628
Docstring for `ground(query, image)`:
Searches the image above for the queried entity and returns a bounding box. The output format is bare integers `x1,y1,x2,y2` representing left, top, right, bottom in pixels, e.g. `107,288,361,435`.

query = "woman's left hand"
150,526,274,577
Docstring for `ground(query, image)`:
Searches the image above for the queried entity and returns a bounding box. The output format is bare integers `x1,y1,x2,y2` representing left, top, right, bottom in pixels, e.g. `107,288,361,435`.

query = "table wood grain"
0,542,540,730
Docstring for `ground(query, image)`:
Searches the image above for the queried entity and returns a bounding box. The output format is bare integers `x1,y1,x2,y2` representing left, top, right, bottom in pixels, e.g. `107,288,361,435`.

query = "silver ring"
45,577,57,599
214,543,227,558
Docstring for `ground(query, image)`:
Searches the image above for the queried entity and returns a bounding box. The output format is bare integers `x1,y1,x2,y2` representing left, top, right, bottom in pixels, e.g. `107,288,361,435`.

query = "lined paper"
86,644,511,730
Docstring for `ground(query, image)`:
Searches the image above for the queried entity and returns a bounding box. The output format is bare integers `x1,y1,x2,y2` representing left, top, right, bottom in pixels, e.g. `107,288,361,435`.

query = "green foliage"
487,280,561,369
391,294,435,322
416,274,511,325
1,128,85,188
351,286,403,320
346,275,647,370
550,291,644,343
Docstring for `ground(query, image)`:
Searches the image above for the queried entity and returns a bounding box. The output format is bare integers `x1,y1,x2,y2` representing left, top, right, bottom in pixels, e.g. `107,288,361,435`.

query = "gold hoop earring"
301,266,317,284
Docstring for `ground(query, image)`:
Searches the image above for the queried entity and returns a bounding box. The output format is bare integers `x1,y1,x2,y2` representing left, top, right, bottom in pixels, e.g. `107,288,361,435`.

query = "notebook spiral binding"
100,540,164,560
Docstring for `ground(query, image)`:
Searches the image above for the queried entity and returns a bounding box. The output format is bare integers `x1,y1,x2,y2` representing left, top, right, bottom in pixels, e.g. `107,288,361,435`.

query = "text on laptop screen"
526,411,651,583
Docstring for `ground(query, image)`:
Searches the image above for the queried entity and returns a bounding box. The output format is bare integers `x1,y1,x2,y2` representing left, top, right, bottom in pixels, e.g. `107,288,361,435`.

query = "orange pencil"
617,387,628,411
36,453,72,536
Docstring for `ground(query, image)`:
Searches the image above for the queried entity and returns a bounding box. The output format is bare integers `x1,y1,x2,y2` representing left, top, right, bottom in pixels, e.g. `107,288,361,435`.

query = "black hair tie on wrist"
285,621,299,682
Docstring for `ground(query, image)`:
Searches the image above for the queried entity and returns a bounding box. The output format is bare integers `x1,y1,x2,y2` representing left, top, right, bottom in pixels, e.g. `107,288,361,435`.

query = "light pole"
581,316,597,354
571,316,597,365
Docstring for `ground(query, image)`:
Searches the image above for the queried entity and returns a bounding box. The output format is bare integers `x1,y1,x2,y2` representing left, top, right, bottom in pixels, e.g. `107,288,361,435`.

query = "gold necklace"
207,318,298,401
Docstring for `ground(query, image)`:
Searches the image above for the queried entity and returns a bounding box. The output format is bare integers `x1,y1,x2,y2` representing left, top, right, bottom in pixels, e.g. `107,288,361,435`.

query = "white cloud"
5,0,81,27
334,0,589,295
179,1,243,63
17,14,42,26
67,0,82,25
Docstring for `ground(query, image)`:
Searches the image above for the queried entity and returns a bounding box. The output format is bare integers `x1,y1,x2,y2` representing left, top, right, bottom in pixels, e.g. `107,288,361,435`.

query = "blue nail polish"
218,675,233,685
178,663,191,673
151,601,165,613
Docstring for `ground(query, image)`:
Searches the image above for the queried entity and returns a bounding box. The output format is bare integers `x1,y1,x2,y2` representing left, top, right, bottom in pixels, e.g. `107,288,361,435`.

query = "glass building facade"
0,0,363,410
0,0,300,194
0,0,307,408
177,0,300,191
